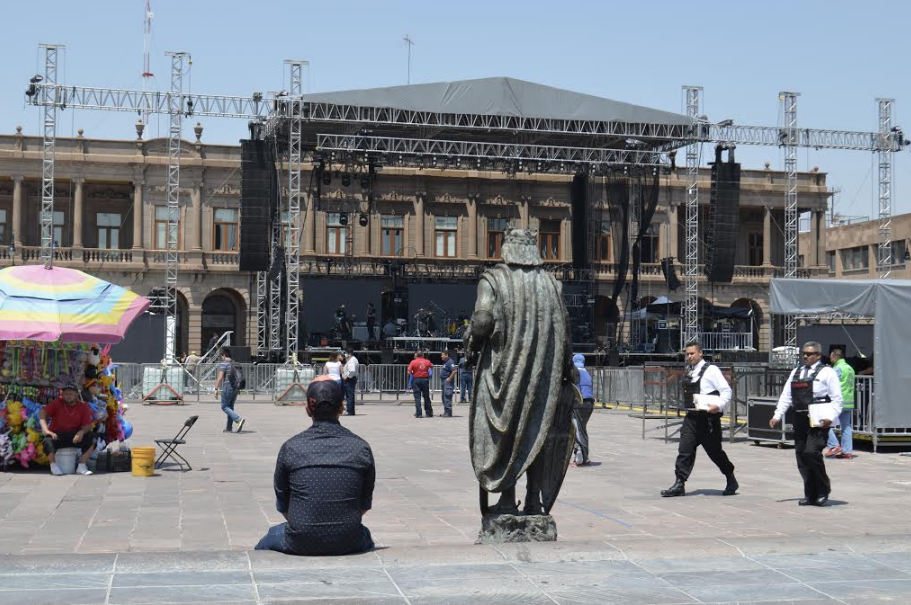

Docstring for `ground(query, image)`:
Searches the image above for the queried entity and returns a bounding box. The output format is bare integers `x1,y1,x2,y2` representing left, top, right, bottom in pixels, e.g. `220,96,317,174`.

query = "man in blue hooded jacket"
571,353,595,467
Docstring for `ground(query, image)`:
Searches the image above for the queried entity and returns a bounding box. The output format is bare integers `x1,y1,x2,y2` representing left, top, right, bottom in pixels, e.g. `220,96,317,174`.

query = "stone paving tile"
256,578,402,601
807,578,911,601
679,582,832,603
107,584,257,604
0,588,109,605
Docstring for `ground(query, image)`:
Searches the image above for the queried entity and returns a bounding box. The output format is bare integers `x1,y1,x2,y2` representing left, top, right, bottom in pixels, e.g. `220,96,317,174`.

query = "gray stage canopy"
770,278,910,427
303,77,691,125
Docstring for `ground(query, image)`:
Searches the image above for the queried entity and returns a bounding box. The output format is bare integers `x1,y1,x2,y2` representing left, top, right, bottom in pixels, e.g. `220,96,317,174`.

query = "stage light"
360,175,371,189
322,171,331,186
339,213,348,226
341,172,351,187
358,213,369,227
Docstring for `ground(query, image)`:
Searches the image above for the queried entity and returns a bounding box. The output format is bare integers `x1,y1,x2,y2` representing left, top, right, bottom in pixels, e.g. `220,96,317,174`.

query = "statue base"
475,514,557,545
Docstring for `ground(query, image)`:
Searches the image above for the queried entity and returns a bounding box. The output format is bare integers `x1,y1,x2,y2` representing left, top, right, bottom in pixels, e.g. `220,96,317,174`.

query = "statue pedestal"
475,514,557,544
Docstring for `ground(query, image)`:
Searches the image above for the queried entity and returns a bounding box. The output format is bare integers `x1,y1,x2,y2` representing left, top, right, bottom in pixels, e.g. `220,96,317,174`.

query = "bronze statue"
466,228,577,524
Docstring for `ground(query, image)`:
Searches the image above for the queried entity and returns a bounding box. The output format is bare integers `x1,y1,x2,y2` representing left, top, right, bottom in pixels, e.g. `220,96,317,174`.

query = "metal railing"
697,331,754,351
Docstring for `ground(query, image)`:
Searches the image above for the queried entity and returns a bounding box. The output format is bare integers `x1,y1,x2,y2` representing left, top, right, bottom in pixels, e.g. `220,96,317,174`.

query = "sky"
2,0,909,218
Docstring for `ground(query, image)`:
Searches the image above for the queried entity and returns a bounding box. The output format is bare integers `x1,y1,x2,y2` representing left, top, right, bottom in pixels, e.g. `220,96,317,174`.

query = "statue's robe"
469,263,571,494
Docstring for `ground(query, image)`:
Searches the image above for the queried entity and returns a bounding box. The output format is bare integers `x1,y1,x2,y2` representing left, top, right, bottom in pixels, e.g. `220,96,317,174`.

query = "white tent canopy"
770,278,911,427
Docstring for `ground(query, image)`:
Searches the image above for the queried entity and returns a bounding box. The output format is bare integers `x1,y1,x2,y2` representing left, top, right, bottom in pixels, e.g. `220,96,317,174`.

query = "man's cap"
306,376,343,414
62,383,80,392
573,353,586,368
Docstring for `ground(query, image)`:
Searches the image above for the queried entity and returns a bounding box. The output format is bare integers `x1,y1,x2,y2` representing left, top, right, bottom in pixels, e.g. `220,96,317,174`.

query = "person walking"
770,341,843,506
343,348,359,416
440,350,456,417
661,342,738,497
824,347,855,459
458,347,472,403
215,347,246,433
366,303,377,342
571,354,595,467
408,350,433,418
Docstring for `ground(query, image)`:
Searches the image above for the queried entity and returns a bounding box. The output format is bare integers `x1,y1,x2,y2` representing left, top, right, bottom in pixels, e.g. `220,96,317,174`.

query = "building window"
539,219,561,261
0,209,7,246
640,223,659,263
435,216,457,258
154,206,182,250
890,240,906,265
595,218,611,262
748,232,763,266
487,217,509,259
96,213,121,250
826,251,836,273
841,246,869,271
213,208,238,251
381,215,404,256
53,211,66,247
326,213,347,255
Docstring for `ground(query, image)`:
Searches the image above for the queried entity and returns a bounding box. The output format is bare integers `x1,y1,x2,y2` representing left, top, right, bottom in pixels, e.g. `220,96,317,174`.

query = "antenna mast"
141,0,154,125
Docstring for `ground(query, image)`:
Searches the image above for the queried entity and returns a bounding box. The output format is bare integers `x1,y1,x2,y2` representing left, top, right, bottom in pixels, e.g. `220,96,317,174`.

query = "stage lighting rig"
341,172,351,187
322,170,332,186
339,213,348,226
358,213,369,227
25,74,43,98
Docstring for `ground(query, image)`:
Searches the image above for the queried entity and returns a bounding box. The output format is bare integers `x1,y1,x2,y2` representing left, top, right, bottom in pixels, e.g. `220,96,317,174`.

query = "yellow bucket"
131,446,156,477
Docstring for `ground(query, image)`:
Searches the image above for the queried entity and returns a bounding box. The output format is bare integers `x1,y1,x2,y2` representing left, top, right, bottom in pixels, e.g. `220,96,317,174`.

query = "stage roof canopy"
303,77,691,125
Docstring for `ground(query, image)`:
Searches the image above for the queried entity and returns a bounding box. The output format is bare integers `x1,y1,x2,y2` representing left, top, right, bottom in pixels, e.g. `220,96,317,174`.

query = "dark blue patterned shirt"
273,420,375,555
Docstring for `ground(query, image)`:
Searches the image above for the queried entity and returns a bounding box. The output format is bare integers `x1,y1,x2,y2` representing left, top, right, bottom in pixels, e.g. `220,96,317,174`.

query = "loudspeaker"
240,140,276,272
705,147,740,283
660,257,681,291
570,173,589,270
231,346,252,363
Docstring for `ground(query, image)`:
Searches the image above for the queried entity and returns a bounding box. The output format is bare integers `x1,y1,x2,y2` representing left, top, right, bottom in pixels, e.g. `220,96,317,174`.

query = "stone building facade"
799,213,911,280
0,126,831,355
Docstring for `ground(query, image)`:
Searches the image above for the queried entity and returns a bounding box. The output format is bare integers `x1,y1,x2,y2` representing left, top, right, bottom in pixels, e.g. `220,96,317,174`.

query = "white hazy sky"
2,0,909,218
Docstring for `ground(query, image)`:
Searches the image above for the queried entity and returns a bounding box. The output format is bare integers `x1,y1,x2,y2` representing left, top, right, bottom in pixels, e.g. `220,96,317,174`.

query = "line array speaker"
705,147,741,283
240,139,276,272
570,173,589,270
660,257,681,291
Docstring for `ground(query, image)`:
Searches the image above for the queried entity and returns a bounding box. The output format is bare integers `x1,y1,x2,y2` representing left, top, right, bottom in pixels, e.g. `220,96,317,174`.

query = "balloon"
121,419,133,440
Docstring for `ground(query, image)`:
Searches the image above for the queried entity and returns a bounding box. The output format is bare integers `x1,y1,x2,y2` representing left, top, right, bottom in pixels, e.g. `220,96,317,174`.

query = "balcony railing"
3,247,239,270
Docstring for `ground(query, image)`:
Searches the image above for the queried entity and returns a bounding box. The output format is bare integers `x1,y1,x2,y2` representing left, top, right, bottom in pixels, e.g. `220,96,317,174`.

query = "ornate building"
0,126,830,356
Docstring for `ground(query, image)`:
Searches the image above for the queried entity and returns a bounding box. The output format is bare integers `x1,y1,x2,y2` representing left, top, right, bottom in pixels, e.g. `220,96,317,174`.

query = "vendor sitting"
39,383,96,476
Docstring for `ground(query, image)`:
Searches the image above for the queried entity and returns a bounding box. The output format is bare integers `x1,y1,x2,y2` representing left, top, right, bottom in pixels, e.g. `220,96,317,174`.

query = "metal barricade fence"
591,367,645,410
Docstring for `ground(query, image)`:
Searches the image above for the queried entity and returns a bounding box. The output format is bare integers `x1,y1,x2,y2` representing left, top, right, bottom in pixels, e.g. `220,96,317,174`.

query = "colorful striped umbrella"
0,265,150,344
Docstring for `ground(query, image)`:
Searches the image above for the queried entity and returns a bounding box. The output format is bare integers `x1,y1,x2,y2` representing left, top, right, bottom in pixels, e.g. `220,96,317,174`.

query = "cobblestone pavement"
1,399,910,603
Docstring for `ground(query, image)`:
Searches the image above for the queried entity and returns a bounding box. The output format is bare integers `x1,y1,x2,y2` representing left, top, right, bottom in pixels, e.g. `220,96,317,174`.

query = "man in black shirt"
255,376,375,556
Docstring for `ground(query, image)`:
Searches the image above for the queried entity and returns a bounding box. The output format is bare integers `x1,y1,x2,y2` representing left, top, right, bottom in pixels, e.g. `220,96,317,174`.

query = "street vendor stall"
0,266,149,469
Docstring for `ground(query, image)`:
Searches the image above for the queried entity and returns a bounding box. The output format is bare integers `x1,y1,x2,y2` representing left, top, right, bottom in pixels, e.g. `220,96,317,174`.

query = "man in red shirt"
39,384,96,476
408,350,434,418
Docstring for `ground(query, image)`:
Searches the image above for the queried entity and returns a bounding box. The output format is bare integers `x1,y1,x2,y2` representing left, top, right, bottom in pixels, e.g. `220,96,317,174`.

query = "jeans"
344,377,358,415
255,522,375,556
827,409,854,453
412,378,432,416
221,384,241,431
459,372,472,402
442,381,455,415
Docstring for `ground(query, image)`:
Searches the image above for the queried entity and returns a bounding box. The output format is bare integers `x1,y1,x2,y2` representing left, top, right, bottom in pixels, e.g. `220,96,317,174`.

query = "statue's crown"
504,228,538,246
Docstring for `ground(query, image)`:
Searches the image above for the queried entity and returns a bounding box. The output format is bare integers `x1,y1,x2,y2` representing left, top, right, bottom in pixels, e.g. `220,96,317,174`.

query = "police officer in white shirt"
662,342,739,498
770,341,843,507
343,348,360,416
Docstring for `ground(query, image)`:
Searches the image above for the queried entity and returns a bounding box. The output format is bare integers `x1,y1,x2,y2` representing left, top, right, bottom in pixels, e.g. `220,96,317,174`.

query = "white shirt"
324,361,343,382
344,355,359,379
773,361,844,422
688,360,732,412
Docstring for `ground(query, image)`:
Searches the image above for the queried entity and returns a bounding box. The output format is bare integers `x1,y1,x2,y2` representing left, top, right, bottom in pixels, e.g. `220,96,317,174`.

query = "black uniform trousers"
793,413,831,499
674,412,735,482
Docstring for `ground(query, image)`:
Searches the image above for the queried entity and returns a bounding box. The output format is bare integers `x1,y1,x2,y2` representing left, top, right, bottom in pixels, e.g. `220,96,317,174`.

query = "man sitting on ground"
255,376,375,556
39,383,96,476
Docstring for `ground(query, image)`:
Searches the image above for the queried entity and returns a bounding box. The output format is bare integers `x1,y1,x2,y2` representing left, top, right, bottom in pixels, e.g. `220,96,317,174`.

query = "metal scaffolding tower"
682,85,702,347
39,44,63,265
780,91,799,351
284,60,305,361
163,52,188,364
877,98,895,277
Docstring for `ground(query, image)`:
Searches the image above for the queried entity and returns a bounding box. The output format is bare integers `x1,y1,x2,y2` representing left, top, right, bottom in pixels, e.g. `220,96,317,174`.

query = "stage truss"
25,44,909,361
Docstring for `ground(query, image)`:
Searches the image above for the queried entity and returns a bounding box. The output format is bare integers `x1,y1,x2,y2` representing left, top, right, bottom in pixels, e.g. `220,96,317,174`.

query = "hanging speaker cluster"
240,139,277,272
704,145,741,283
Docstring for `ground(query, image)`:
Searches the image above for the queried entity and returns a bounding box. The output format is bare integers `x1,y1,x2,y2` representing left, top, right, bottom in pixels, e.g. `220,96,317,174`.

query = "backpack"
228,362,246,389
